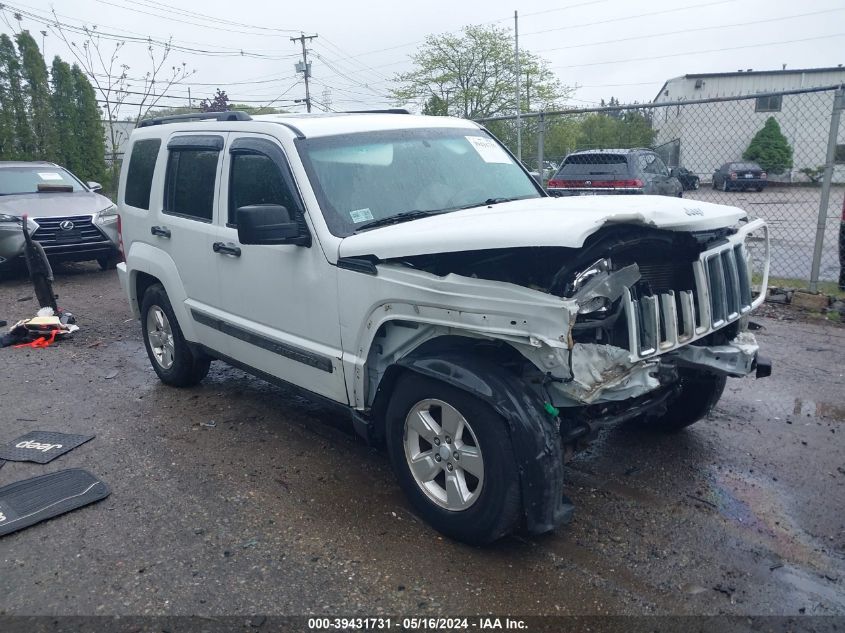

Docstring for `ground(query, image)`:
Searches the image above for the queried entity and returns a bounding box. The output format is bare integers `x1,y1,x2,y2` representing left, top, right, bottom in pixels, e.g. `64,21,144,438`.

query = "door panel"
155,132,230,354
213,133,347,403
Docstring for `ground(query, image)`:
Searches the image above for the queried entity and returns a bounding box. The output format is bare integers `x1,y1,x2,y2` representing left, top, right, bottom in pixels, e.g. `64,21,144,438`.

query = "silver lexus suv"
0,161,120,272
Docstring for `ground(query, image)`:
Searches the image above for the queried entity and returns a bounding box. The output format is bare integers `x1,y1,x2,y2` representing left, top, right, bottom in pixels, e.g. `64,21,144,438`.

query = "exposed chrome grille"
32,215,110,253
622,219,769,361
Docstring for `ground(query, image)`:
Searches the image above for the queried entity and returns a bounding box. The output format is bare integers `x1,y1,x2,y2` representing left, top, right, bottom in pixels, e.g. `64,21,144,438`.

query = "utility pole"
514,10,521,161
188,87,192,110
291,32,317,113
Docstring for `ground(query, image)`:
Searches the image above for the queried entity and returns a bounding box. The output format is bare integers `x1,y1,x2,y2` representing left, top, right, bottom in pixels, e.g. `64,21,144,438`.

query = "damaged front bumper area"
518,218,771,407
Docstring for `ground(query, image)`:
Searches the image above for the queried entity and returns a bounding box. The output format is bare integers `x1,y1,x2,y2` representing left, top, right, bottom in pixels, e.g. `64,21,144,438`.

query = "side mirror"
236,204,304,245
669,168,678,177
87,181,103,192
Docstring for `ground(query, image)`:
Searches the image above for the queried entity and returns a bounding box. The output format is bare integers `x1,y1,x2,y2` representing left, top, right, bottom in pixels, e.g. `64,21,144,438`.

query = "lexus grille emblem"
59,220,75,230
584,180,592,186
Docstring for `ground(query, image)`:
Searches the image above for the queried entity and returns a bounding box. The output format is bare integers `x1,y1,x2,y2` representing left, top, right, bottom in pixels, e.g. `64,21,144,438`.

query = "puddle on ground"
704,468,829,569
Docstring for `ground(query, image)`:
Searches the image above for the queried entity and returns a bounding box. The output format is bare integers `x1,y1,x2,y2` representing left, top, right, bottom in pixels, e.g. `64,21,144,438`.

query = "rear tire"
635,371,726,433
755,186,764,192
140,283,210,387
721,180,729,192
385,373,522,544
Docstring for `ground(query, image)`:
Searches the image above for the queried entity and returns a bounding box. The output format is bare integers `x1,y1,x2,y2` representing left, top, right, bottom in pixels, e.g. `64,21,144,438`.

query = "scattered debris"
687,494,717,509
791,291,829,311
770,563,784,571
240,538,259,549
200,421,217,428
681,583,709,595
104,370,118,380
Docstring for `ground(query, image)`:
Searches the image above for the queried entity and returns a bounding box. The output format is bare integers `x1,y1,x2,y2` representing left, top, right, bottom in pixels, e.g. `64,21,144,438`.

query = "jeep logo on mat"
16,440,63,452
59,220,75,230
0,512,6,523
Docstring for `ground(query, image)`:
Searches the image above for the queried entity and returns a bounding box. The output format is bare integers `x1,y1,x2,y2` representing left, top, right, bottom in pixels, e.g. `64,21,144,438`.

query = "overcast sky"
1,0,843,115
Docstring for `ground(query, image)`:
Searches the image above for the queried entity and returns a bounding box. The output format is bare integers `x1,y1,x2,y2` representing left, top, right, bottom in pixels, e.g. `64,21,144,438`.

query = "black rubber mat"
0,469,110,537
0,431,94,464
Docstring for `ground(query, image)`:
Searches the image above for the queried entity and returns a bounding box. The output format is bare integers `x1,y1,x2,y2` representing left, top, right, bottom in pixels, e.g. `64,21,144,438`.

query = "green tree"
422,94,449,116
199,88,229,112
51,57,81,174
71,64,106,184
0,33,32,159
392,25,568,119
16,31,57,161
743,116,793,175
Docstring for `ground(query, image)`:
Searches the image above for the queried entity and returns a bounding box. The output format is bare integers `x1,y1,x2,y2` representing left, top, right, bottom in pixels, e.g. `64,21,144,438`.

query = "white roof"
251,112,481,138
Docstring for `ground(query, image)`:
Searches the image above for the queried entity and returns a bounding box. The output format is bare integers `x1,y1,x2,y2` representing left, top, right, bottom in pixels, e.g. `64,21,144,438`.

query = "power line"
521,0,733,37
533,7,845,53
2,4,296,59
124,0,301,34
7,0,292,53
549,32,845,71
92,0,299,37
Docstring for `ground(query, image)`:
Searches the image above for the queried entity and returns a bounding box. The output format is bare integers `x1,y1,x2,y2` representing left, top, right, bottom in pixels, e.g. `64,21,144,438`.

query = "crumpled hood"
0,191,113,219
338,195,747,259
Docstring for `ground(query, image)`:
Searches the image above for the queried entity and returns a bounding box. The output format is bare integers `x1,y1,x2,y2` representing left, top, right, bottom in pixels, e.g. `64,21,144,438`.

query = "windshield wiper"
458,197,520,210
354,209,444,232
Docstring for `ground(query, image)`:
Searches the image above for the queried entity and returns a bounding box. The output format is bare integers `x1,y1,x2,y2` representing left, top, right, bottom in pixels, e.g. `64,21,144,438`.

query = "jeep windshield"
297,128,542,236
0,166,85,195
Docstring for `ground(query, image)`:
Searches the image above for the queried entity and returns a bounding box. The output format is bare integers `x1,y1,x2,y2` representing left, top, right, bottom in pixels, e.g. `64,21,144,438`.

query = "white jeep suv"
117,110,771,544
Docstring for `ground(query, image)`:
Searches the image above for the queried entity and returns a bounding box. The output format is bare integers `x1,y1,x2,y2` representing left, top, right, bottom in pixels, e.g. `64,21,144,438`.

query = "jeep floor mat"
0,431,95,464
0,469,110,537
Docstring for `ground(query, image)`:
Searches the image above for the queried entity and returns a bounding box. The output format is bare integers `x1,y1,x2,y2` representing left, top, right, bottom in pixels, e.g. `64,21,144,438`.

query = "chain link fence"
478,86,845,292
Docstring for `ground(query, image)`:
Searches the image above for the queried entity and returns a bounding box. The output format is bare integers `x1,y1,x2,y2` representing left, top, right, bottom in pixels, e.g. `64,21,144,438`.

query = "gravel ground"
0,263,844,617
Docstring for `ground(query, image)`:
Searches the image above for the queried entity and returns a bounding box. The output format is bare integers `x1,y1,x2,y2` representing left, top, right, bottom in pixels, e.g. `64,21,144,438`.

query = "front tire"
140,283,210,387
637,371,727,433
385,374,521,544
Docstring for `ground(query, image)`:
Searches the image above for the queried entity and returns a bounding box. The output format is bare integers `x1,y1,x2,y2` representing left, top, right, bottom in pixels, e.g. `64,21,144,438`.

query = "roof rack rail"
343,108,411,115
137,111,253,128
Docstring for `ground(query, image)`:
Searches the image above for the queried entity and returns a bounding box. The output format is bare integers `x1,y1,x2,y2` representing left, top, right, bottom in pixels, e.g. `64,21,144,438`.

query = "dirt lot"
1,264,844,617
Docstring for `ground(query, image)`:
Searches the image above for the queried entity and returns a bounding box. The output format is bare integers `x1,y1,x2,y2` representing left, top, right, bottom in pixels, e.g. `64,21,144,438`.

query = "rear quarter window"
124,139,161,210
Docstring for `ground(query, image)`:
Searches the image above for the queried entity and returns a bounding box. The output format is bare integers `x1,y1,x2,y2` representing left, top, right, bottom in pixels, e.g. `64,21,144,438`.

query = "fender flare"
126,242,197,342
391,348,573,536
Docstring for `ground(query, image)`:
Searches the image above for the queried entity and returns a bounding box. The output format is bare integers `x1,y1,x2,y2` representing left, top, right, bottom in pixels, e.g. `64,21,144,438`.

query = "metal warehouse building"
652,66,845,183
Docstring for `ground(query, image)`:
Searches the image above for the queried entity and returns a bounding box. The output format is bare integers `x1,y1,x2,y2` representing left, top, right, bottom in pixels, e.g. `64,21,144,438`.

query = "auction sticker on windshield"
465,136,511,164
350,208,375,223
38,172,63,181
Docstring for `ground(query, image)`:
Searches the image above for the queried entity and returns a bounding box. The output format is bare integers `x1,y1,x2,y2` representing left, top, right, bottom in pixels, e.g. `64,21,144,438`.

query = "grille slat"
623,238,757,361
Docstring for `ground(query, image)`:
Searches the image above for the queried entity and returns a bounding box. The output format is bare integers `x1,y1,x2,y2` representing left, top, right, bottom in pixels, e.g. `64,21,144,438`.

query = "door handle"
150,225,171,238
212,241,242,257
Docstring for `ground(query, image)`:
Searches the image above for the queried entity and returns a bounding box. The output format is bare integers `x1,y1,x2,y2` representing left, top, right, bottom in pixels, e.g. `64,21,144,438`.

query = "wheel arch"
126,242,197,341
372,336,572,535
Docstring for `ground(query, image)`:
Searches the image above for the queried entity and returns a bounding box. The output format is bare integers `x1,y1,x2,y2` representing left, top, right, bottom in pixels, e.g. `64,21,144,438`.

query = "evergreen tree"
16,30,57,161
0,34,32,159
0,43,13,159
71,64,106,183
743,116,793,175
51,57,81,174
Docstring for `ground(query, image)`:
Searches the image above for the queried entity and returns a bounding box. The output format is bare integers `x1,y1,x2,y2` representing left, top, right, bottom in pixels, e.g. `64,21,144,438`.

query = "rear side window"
164,150,219,222
124,139,161,210
557,154,628,176
228,153,298,226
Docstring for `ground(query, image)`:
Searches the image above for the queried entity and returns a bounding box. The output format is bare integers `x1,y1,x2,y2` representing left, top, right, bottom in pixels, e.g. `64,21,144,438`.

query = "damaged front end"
358,217,770,534
371,218,770,441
